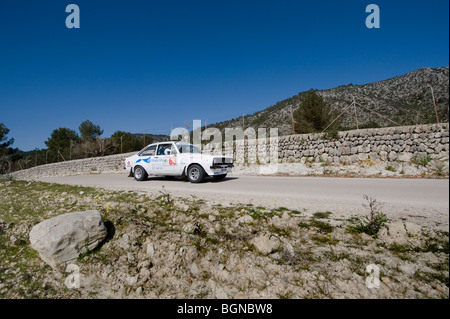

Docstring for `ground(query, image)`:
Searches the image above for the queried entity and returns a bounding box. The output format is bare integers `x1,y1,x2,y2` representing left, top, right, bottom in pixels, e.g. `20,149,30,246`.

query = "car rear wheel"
213,174,227,181
187,164,206,183
134,166,148,181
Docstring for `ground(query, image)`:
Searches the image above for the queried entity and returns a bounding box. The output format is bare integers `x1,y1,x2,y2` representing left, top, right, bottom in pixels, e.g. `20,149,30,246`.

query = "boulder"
283,242,295,261
237,215,254,224
29,210,107,267
250,235,280,255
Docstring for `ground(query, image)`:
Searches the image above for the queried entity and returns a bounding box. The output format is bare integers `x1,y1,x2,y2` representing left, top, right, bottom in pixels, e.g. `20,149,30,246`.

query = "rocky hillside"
131,133,168,143
210,67,449,136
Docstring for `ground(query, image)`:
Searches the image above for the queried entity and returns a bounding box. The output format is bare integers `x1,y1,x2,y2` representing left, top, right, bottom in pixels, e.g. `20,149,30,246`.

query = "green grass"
310,220,334,234
277,291,293,299
268,225,292,238
298,221,311,229
411,154,432,167
244,207,278,220
414,270,449,286
385,165,396,172
311,235,338,245
389,243,410,253
273,206,289,212
313,212,332,219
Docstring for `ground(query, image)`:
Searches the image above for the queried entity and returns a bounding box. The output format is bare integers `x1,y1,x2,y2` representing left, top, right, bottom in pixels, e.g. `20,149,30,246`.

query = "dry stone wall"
275,123,449,164
213,123,449,164
10,152,135,179
9,123,449,179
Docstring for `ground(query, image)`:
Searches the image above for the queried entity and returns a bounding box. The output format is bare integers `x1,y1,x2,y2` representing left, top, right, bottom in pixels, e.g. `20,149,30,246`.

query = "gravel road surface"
35,173,449,227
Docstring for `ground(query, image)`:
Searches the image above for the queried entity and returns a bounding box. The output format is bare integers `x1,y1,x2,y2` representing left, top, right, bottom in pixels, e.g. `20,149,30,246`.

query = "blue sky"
0,0,448,151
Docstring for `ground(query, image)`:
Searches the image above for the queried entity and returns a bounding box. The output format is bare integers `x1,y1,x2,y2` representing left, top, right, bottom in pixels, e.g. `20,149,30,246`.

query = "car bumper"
210,164,234,169
209,164,233,175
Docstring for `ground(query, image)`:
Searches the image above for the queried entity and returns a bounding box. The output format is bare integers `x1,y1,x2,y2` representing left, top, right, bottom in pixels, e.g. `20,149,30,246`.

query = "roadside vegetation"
0,121,166,175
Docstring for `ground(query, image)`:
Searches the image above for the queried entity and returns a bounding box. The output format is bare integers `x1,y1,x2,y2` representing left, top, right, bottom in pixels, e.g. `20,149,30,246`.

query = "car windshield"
177,144,202,154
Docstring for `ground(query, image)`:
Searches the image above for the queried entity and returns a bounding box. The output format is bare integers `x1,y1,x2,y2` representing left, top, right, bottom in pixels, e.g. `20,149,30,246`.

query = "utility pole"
46,150,49,164
290,106,296,134
70,140,73,160
353,96,359,130
428,85,439,123
120,135,125,154
57,148,66,161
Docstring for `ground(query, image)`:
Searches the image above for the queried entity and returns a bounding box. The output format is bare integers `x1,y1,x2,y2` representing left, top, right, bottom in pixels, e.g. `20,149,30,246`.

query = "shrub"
0,173,15,181
313,211,332,219
362,158,376,166
348,195,388,237
293,90,340,134
411,154,432,167
323,130,339,140
385,165,396,172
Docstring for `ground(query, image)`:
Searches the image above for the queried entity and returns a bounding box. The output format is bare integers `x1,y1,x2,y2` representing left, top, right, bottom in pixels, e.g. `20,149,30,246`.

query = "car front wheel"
187,164,206,183
134,166,148,181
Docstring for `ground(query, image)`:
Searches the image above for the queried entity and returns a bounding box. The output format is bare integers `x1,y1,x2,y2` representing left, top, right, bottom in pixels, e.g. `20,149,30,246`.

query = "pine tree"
79,120,103,142
0,123,14,155
293,90,340,134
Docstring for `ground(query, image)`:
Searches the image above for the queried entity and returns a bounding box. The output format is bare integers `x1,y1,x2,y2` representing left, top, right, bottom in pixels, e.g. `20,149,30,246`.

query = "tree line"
0,120,152,174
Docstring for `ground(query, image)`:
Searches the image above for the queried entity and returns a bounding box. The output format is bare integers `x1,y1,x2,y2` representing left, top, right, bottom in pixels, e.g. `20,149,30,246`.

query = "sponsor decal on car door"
154,144,178,175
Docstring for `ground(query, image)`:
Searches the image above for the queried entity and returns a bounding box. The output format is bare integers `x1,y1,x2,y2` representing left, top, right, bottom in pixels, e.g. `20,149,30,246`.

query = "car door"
135,144,157,174
153,143,178,175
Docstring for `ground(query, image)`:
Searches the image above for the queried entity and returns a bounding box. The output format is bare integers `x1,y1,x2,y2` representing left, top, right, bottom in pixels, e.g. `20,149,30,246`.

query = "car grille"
212,157,233,167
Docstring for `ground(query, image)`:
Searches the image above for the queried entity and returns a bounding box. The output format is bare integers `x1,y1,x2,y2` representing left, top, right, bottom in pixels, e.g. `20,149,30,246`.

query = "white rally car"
124,142,233,183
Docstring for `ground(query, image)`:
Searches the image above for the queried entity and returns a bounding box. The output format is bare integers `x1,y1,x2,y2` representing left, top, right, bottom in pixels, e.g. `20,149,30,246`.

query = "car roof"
143,141,193,148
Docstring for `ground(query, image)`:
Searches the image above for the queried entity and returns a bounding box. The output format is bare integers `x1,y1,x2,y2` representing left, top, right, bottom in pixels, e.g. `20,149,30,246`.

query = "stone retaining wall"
204,123,449,164
9,123,449,179
10,152,135,179
277,123,449,164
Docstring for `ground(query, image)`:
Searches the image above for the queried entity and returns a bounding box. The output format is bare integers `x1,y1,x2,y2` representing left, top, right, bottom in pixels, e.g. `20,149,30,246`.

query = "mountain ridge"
208,67,449,135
